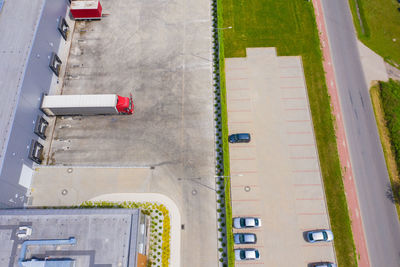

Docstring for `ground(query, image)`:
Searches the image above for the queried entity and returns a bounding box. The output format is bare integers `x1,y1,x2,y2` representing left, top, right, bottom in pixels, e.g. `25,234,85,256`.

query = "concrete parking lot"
34,0,217,266
226,48,336,266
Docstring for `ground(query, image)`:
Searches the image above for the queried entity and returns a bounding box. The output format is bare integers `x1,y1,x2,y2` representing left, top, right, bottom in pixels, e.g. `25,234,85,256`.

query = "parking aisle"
226,48,336,266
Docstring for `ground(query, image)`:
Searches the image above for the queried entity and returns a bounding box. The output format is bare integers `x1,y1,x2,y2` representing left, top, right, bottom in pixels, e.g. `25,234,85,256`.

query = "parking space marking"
232,199,261,202
285,108,307,111
297,215,326,216
229,121,253,124
288,144,315,147
290,156,316,159
292,170,320,173
296,198,324,201
231,170,258,174
280,86,304,89
229,98,252,101
235,262,265,265
294,184,322,186
230,146,256,149
229,88,251,91
231,158,256,161
227,68,248,71
286,120,310,122
281,97,306,100
229,77,249,80
287,131,311,134
228,109,252,112
302,244,333,247
232,185,260,188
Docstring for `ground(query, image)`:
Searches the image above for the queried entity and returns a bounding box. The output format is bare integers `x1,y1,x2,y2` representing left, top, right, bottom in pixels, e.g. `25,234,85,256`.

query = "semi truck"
70,0,103,20
41,94,134,116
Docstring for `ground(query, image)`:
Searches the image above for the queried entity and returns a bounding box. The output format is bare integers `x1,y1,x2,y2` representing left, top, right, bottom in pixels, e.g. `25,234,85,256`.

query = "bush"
381,80,400,169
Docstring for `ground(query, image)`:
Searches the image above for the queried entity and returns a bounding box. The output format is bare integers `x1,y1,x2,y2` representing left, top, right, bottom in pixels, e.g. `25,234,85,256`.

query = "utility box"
70,0,102,20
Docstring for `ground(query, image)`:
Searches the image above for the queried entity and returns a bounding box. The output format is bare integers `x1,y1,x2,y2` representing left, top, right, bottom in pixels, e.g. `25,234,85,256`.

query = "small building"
0,209,149,267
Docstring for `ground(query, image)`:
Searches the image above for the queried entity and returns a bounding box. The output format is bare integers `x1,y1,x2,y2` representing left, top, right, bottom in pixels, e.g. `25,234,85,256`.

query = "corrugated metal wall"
0,0,69,208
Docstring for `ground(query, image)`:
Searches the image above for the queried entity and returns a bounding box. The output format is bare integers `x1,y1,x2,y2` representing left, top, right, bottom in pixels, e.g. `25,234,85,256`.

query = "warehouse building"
0,208,149,267
0,0,72,207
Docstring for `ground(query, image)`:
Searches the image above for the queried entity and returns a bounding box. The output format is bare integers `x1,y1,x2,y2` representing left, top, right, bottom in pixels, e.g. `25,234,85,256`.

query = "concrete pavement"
315,0,400,266
226,48,336,266
30,166,217,267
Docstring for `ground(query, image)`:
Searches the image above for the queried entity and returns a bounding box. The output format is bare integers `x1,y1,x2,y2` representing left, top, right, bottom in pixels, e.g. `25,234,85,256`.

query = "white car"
234,249,260,261
306,229,334,243
234,233,257,244
233,217,261,229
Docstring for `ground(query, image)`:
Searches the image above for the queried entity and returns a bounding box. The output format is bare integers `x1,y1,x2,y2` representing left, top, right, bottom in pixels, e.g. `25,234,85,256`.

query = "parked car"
309,262,337,267
228,133,251,143
306,229,333,243
234,248,260,261
234,233,257,244
233,217,261,229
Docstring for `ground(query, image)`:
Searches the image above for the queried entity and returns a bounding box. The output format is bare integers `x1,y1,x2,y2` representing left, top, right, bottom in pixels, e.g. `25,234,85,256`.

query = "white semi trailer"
41,94,134,116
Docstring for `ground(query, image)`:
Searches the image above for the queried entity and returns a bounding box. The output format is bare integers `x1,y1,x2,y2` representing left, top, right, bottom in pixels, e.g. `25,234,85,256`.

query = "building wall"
0,0,69,208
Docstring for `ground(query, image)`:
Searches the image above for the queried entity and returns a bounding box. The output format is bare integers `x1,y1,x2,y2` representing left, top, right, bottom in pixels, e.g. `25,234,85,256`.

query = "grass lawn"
219,0,357,266
348,0,400,66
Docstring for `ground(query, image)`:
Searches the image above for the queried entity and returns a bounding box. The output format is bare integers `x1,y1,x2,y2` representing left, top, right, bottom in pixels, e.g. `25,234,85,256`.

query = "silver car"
234,233,257,244
233,217,261,229
234,248,260,261
306,229,333,243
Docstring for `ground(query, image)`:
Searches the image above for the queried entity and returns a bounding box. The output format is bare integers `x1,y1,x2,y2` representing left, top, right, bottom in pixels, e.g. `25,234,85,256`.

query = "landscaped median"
370,80,400,220
218,0,357,266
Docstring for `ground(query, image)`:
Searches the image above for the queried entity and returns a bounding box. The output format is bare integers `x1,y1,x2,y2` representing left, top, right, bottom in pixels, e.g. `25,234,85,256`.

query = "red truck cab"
116,95,134,114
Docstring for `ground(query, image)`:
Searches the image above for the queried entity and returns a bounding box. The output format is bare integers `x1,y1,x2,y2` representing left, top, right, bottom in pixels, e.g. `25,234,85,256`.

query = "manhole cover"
244,186,251,192
61,189,68,196
192,189,197,195
67,168,73,173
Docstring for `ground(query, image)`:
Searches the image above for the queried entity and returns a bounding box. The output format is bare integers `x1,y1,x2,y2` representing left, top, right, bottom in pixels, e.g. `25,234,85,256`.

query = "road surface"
320,0,400,266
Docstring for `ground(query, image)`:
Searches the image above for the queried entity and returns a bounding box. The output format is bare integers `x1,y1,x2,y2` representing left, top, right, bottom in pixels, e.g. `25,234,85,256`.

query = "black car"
228,133,251,143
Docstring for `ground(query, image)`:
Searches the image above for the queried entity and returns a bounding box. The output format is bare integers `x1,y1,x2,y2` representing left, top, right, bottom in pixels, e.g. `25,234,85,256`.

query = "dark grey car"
228,133,251,143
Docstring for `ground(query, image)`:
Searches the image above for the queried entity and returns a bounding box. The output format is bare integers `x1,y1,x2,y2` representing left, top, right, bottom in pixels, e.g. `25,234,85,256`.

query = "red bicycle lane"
311,0,371,266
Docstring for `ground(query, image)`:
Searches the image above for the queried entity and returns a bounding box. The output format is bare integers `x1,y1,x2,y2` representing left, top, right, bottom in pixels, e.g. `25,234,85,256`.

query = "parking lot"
226,48,336,266
34,0,217,266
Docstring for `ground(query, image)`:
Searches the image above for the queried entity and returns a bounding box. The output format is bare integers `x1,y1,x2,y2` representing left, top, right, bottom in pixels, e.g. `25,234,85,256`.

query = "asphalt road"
321,0,400,266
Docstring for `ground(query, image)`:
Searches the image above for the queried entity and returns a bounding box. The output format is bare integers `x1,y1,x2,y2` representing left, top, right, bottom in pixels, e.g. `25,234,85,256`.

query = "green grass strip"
219,0,357,265
347,0,400,66
348,0,370,39
216,0,234,265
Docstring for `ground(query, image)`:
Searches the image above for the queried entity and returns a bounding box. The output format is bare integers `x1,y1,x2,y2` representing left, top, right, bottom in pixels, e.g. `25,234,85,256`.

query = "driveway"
36,0,218,266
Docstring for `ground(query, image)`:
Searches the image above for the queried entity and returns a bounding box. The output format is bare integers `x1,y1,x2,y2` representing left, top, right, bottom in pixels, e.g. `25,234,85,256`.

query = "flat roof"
0,0,45,164
0,209,141,267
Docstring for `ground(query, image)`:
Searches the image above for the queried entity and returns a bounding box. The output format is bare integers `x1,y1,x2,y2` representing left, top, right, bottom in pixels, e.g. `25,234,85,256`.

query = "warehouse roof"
0,0,45,166
0,208,142,267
